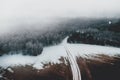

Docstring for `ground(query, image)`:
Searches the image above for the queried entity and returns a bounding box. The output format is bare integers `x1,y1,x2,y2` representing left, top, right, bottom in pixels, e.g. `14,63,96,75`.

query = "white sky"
0,0,120,34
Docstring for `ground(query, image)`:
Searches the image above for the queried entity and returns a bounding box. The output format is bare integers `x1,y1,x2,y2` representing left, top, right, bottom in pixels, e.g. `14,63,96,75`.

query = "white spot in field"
109,21,112,24
37,70,40,73
0,75,2,78
7,68,14,73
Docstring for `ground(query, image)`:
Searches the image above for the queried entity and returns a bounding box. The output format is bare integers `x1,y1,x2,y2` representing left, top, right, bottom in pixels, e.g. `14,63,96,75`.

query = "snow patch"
7,68,14,73
0,75,2,78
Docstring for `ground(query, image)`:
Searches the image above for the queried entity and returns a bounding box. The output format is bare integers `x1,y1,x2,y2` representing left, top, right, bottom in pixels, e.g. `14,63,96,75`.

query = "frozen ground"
0,37,120,69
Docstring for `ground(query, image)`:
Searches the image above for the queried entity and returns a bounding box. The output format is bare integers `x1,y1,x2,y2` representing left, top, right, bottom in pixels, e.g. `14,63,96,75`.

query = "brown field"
0,54,120,80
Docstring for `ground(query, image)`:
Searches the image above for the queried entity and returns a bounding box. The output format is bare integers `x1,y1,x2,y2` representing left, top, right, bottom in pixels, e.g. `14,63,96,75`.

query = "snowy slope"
0,37,120,69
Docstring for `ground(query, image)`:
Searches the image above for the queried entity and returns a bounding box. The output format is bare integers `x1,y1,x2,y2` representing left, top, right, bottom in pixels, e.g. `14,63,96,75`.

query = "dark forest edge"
68,19,120,47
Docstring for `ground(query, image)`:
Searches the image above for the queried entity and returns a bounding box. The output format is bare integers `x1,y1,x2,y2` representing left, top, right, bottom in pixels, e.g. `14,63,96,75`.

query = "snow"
109,21,112,24
0,54,36,68
0,75,2,78
7,68,14,73
66,45,81,80
0,37,120,69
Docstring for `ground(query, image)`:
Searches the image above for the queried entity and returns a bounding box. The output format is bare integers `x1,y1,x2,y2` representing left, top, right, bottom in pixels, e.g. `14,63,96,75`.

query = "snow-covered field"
0,37,120,69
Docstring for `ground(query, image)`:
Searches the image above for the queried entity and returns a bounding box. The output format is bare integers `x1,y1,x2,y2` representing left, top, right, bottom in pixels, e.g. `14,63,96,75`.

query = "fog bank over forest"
0,0,120,34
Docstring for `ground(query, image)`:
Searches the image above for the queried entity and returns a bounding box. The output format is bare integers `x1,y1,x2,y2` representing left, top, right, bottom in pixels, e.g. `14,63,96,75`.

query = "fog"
0,0,120,34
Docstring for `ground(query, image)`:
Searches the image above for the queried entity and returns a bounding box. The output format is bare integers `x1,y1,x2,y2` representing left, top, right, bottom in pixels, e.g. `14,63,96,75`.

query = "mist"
0,0,120,34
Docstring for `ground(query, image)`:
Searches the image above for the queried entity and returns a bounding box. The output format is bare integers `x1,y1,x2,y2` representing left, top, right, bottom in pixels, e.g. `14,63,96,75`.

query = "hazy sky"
0,0,120,34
